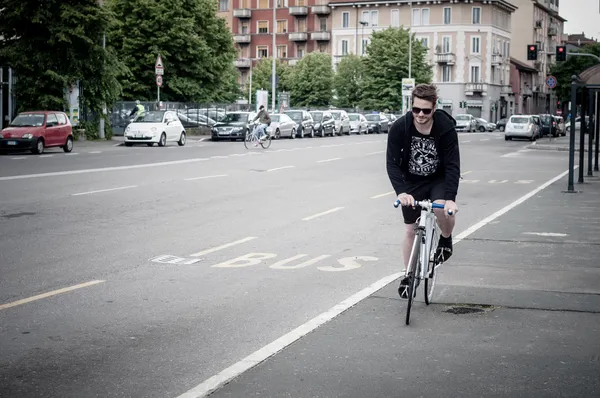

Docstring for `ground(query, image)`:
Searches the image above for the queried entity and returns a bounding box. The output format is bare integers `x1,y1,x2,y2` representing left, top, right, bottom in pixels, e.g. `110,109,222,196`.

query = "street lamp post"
359,21,367,55
271,0,276,112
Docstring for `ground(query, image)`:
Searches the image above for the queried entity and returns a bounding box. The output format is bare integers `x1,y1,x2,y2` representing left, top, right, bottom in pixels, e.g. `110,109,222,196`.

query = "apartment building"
510,0,566,114
223,0,332,87
330,0,516,121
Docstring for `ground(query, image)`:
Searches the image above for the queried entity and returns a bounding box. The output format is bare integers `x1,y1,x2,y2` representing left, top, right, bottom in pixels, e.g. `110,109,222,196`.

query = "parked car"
210,111,256,141
539,114,557,137
0,111,74,154
476,118,496,132
496,118,508,132
309,110,336,137
504,115,541,141
266,113,297,139
364,113,390,134
454,114,477,132
328,109,350,135
553,115,566,136
348,113,368,134
284,110,315,138
124,110,186,146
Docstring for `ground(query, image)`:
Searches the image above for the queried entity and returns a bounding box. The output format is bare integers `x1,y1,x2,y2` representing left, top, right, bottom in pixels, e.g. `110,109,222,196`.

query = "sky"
560,0,600,38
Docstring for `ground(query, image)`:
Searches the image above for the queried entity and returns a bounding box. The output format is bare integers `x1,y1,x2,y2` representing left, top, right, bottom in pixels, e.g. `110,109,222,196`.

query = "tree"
107,0,238,103
249,58,294,105
333,54,364,109
548,43,600,104
360,28,432,111
289,52,333,107
0,0,124,113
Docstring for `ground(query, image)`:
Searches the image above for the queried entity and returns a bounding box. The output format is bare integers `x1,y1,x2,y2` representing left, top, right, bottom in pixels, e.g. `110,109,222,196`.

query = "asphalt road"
0,131,590,397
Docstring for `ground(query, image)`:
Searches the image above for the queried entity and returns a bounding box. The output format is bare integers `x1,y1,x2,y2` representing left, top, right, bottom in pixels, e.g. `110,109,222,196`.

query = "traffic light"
556,45,567,61
527,44,538,60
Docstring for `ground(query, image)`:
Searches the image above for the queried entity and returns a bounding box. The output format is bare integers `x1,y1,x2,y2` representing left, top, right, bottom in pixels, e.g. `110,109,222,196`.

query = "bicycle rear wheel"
424,228,441,305
405,230,422,325
260,135,272,149
244,131,254,149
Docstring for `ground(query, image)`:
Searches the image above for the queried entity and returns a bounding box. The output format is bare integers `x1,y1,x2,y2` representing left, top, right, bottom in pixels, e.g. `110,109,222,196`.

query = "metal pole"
99,33,106,139
579,87,586,183
588,89,594,176
567,77,577,191
0,67,4,129
595,91,599,172
408,2,413,79
271,1,276,111
8,68,13,121
248,66,252,105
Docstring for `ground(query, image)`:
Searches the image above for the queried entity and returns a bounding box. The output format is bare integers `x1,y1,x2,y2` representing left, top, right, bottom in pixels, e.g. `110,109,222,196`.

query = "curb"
526,143,590,152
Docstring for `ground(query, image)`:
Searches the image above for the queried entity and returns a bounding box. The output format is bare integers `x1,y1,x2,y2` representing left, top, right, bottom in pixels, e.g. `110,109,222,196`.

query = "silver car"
455,114,477,132
348,113,368,134
504,115,540,141
266,113,297,139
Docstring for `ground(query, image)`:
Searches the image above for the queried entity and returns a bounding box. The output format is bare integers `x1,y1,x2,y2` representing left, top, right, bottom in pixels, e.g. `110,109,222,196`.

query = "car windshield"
348,114,360,121
133,111,165,123
270,115,280,122
330,112,341,120
511,117,530,124
365,114,380,121
10,113,46,127
455,115,470,121
219,113,249,123
540,115,552,124
286,111,302,121
310,112,323,121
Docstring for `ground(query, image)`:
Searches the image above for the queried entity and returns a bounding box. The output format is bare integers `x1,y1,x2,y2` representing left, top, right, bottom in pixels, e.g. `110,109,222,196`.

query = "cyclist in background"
252,105,271,141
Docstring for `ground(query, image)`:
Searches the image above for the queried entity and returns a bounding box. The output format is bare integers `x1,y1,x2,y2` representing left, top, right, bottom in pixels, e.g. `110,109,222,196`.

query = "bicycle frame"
401,200,441,282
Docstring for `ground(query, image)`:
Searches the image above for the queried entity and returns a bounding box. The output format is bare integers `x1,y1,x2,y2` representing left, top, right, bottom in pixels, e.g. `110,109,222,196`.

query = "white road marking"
190,237,257,257
461,179,480,183
184,174,228,181
176,167,576,398
488,179,508,184
0,280,105,311
515,180,535,184
523,232,568,237
462,140,471,143
72,185,138,196
317,157,341,163
370,191,394,199
230,153,246,157
319,144,345,148
266,166,294,172
461,170,472,176
0,157,210,181
65,153,79,156
302,207,344,221
10,157,27,160
210,155,228,159
366,150,385,155
39,155,54,158
113,143,122,147
89,151,102,154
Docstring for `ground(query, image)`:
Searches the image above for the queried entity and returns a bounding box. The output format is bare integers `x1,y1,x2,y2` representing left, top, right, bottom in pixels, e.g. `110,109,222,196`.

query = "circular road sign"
546,75,557,89
156,75,163,87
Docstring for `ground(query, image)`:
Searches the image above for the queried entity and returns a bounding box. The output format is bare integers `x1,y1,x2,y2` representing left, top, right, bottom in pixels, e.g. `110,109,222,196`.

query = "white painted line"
461,171,472,176
302,207,344,221
65,153,79,156
89,151,102,154
461,179,480,183
210,155,228,159
319,144,345,148
230,153,247,157
370,191,394,199
72,185,138,196
177,168,575,398
366,150,385,156
515,180,535,184
462,140,471,143
523,232,568,237
113,143,122,147
10,157,27,160
266,166,294,172
190,236,257,257
317,157,341,163
39,155,54,158
0,280,105,311
184,174,228,181
0,157,210,181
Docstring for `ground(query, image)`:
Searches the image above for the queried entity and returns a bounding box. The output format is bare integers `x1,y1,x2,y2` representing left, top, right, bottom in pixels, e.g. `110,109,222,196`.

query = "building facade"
510,57,538,115
510,0,566,115
329,0,516,122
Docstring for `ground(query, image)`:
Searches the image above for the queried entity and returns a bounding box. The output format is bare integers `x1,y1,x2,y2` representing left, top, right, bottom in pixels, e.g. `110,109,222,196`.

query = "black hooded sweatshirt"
386,109,460,201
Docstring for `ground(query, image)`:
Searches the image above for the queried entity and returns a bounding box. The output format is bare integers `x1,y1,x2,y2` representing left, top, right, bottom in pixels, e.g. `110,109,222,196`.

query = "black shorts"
401,178,446,224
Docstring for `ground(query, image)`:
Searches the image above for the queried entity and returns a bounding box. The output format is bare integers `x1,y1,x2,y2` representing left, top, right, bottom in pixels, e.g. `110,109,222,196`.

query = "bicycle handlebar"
393,199,454,215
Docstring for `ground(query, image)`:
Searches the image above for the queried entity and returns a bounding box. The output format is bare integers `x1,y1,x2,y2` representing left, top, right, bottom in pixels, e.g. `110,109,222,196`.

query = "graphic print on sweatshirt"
408,135,440,176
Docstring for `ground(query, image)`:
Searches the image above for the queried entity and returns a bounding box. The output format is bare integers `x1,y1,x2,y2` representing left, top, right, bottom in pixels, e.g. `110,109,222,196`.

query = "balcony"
233,9,251,19
311,31,331,41
311,5,330,14
289,32,308,41
435,53,455,65
288,59,299,66
522,87,533,97
289,6,308,16
465,83,488,95
501,85,513,95
233,34,251,44
234,58,252,68
548,26,558,36
491,53,503,65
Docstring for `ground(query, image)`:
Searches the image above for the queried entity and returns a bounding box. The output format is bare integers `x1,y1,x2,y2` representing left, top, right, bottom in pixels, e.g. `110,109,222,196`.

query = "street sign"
546,75,557,89
401,78,415,97
156,75,163,87
155,55,164,75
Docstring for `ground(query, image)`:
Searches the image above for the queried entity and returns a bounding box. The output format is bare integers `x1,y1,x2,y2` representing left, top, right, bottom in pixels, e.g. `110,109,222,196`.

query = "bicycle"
244,123,272,150
393,199,454,325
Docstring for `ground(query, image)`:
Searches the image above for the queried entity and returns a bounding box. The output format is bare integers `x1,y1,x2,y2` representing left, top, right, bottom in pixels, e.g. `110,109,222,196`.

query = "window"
277,45,287,58
218,0,228,12
391,9,400,27
442,36,451,53
56,113,67,125
342,12,349,28
362,39,368,55
257,46,268,58
361,10,369,25
419,37,429,49
240,0,250,7
319,17,327,31
276,0,288,7
470,65,480,82
297,18,306,32
259,0,269,8
318,43,327,53
443,7,451,24
421,9,430,25
296,0,305,5
297,45,305,58
240,21,249,34
370,11,378,26
472,7,481,24
471,36,480,54
442,66,451,82
277,20,287,33
258,21,268,34
341,40,348,55
412,8,421,25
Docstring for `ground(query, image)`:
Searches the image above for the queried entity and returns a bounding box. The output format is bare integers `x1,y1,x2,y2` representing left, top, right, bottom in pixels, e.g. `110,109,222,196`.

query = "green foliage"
106,0,238,103
0,0,123,113
289,52,333,107
333,54,364,109
548,43,600,103
360,28,432,110
249,58,294,104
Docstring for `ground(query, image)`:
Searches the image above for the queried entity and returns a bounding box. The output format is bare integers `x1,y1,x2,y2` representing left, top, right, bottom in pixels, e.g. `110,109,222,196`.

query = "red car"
0,111,74,154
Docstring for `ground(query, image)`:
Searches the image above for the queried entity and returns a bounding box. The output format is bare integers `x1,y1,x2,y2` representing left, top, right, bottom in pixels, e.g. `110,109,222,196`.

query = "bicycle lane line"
174,167,576,398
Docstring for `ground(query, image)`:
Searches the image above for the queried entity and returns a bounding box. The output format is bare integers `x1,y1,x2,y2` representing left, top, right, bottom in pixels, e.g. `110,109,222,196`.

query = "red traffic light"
558,47,564,52
530,46,536,50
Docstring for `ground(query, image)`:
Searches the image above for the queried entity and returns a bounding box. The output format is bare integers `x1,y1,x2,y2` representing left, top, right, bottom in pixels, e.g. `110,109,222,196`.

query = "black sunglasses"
412,107,433,115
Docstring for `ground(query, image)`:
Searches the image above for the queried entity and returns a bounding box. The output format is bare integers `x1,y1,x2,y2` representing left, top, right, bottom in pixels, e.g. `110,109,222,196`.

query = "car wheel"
158,133,167,147
499,126,505,132
275,129,281,139
178,132,186,146
479,126,486,132
290,128,296,139
63,136,74,153
309,127,314,138
32,138,44,154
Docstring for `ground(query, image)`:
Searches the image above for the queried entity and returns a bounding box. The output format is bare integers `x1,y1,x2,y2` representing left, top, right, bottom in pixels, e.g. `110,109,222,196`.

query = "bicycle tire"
244,131,253,149
260,135,272,149
405,230,422,325
424,227,440,305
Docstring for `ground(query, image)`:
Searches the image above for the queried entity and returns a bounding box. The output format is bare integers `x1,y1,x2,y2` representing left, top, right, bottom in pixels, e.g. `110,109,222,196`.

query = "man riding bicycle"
252,105,271,141
386,83,460,298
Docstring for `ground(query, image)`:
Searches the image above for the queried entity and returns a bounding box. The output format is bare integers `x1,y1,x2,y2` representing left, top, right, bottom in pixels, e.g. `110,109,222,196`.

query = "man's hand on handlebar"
397,193,415,208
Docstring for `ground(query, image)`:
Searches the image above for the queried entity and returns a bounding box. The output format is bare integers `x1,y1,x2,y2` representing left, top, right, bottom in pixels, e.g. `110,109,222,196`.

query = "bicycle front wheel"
260,135,272,149
405,230,422,325
244,131,253,149
424,228,441,305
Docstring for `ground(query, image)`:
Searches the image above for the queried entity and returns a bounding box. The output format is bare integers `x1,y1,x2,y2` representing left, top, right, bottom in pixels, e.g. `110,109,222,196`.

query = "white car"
455,114,477,132
329,109,351,135
124,110,186,147
504,115,540,141
348,113,368,134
